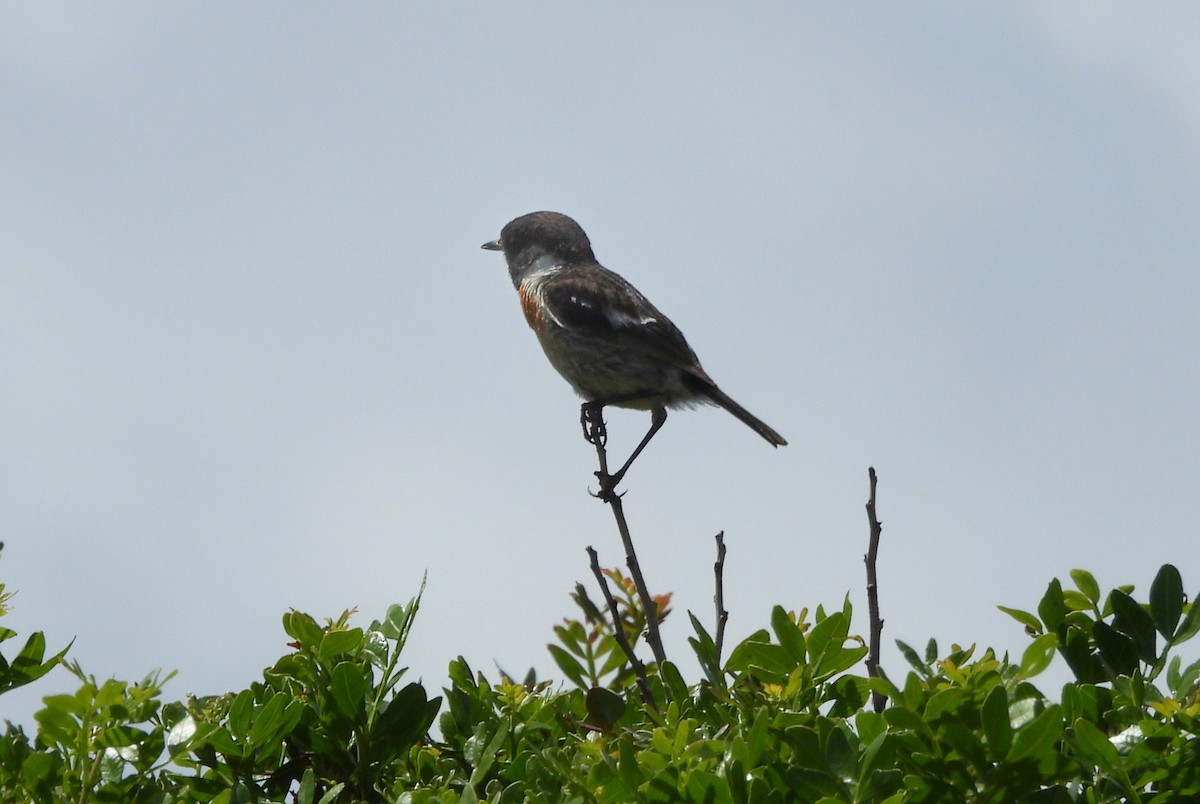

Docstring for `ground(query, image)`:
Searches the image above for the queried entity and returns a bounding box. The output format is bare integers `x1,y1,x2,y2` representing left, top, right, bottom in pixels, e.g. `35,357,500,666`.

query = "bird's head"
482,211,596,284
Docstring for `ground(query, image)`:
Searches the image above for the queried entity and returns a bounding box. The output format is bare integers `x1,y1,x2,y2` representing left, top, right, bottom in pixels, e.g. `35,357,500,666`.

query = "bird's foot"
581,402,607,446
591,469,626,503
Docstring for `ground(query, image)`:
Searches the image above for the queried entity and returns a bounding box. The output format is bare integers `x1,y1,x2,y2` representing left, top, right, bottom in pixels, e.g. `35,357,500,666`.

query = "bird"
482,211,786,485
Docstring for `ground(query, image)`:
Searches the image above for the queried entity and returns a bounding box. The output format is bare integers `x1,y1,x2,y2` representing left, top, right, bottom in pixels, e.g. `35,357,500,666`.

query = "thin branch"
583,405,667,666
863,466,887,713
587,547,654,705
713,531,729,665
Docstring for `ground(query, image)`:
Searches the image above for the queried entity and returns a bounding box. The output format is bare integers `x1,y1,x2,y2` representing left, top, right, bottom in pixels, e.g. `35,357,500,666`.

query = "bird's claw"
581,403,607,446
591,470,627,503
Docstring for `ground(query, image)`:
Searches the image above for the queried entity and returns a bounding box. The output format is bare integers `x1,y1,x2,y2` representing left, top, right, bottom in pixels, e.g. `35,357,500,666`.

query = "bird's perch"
584,405,667,667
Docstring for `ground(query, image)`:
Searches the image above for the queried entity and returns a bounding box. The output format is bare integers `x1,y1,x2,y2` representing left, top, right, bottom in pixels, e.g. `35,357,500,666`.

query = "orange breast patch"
518,284,545,330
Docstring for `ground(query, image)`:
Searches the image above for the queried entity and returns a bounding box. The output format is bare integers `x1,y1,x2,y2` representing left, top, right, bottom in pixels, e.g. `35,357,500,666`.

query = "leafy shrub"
0,566,1196,802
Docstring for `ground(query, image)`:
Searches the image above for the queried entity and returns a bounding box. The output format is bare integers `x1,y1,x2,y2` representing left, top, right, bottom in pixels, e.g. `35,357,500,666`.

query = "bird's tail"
702,384,788,447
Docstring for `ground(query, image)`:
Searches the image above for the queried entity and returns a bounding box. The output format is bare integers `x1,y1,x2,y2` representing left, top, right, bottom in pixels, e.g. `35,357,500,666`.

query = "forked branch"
582,405,667,667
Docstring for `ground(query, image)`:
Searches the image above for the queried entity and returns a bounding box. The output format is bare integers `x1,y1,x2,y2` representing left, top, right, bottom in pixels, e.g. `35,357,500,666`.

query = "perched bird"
483,211,785,484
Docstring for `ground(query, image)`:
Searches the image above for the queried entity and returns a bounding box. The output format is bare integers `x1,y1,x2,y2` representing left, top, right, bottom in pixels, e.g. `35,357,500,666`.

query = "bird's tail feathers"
701,385,788,447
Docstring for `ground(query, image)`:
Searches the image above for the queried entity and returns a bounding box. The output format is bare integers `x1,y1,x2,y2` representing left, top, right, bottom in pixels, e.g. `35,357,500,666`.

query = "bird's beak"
481,239,502,251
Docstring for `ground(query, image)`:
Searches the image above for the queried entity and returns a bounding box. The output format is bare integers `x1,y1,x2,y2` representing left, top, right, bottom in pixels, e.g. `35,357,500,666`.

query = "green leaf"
883,705,933,740
1174,598,1200,645
1058,625,1103,683
381,601,414,640
944,643,975,667
33,702,78,748
12,630,45,667
552,621,587,657
21,752,58,789
726,631,793,684
1006,704,1063,762
924,688,968,722
296,768,316,804
95,724,147,749
895,641,930,678
360,629,389,670
1168,656,1200,699
4,633,70,692
687,612,716,656
745,708,770,767
597,636,630,678
1071,718,1120,772
547,644,587,689
827,674,871,717
997,605,1044,634
901,672,925,712
228,690,255,743
1070,569,1101,605
318,628,364,661
248,692,302,749
458,782,480,804
940,723,987,768
1018,633,1058,679
981,685,1012,760
859,767,903,803
615,735,640,795
782,724,824,770
687,612,721,684
467,717,510,787
283,611,323,647
1149,564,1184,640
330,661,367,720
855,710,887,746
770,606,807,664
815,641,869,682
825,724,855,779
807,612,847,669
1062,590,1095,612
660,660,689,704
201,725,241,757
1110,590,1158,663
1092,621,1138,676
856,727,894,780
1060,683,1109,725
1038,579,1068,632
371,683,430,749
317,784,346,804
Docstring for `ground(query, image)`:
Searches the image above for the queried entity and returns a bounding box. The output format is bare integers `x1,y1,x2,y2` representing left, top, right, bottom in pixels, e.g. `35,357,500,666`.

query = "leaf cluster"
0,566,1196,802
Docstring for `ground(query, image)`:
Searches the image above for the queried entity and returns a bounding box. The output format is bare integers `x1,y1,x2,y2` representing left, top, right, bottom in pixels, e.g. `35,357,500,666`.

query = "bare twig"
713,531,729,665
864,466,887,713
587,547,654,704
582,406,667,666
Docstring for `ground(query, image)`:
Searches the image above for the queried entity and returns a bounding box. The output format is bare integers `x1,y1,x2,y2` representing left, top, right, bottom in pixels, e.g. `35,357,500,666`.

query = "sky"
3,4,1198,730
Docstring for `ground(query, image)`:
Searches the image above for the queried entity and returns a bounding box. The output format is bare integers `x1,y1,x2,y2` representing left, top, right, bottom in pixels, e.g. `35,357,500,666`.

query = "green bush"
0,566,1197,802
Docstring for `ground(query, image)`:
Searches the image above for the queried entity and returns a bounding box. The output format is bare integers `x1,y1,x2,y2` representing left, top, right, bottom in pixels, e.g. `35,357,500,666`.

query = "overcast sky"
3,4,1198,729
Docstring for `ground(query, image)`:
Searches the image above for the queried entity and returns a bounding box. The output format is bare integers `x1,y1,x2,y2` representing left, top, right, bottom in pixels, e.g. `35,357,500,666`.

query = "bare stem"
713,531,729,665
863,466,887,713
583,406,668,666
587,547,654,704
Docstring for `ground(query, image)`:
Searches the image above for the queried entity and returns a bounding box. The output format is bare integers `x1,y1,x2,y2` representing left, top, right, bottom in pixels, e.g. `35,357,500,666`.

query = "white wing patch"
605,308,658,328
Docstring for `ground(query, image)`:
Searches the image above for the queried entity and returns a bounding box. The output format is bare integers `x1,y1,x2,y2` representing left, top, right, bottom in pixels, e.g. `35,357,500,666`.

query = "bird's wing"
541,265,701,368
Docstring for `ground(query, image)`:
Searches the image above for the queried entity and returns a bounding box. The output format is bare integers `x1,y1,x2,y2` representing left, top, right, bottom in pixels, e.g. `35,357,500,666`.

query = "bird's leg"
581,401,607,446
603,407,668,489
